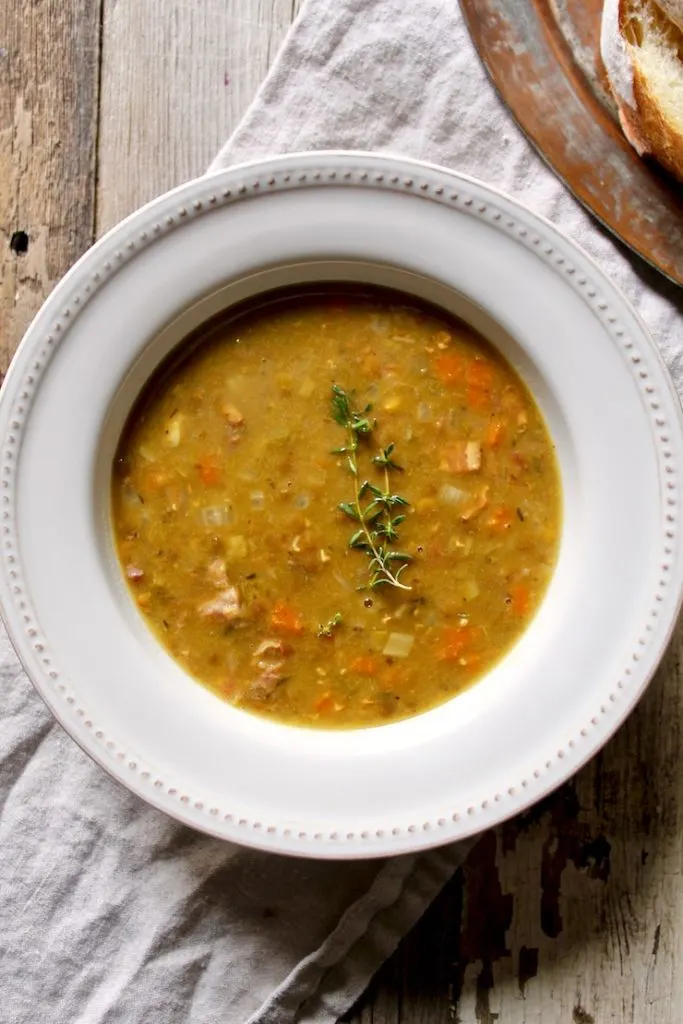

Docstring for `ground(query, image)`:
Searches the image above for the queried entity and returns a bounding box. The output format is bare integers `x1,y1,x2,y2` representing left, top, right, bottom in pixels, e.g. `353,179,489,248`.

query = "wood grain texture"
0,0,100,369
96,0,301,232
4,2,683,1021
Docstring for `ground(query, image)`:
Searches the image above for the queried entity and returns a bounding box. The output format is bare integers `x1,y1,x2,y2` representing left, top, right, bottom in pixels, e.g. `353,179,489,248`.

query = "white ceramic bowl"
2,152,682,859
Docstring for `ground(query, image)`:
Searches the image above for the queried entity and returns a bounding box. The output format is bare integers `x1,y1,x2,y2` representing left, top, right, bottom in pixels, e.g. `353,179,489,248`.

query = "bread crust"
631,62,683,178
601,0,683,181
653,0,683,32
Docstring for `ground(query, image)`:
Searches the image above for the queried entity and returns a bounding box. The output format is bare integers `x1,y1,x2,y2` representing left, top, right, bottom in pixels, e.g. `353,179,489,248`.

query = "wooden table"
2,3,680,1020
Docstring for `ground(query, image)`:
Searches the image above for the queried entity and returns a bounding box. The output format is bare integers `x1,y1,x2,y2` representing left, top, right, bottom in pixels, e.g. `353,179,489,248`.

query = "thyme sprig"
317,612,343,638
331,385,412,591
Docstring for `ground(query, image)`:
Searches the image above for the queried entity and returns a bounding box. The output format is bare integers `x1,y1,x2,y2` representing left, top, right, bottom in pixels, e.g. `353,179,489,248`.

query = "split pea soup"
112,287,561,728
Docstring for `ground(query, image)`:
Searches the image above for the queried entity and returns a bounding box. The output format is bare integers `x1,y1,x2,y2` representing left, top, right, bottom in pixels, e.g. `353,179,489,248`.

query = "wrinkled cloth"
2,639,463,1024
4,0,682,1022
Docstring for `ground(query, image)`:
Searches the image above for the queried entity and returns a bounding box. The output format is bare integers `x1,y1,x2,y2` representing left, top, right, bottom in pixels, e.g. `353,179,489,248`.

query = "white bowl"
2,151,682,859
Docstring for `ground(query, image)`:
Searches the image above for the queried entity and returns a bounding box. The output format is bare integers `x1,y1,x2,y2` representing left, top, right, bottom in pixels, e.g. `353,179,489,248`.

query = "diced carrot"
486,506,514,532
350,654,381,677
433,352,465,385
219,679,238,698
485,417,505,448
467,358,495,389
440,440,482,473
314,693,335,713
509,583,531,616
467,385,492,411
379,665,410,691
270,601,304,635
197,458,222,486
437,625,484,662
466,358,495,410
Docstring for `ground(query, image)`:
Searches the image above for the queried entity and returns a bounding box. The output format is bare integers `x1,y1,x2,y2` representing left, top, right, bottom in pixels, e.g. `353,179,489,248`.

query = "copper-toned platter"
460,0,683,286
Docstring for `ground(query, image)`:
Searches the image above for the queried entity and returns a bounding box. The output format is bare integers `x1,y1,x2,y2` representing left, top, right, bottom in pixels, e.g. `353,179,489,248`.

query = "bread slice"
601,0,683,181
655,0,683,33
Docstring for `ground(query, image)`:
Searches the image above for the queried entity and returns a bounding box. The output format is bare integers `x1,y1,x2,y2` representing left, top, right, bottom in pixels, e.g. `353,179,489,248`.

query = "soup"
112,289,561,728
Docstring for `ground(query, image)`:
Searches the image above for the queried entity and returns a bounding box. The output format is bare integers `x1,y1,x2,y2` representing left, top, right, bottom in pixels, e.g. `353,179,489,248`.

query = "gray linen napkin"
3,1,683,1023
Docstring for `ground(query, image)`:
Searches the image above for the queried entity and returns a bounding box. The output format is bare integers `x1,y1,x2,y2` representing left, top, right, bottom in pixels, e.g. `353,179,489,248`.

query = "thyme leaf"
317,612,343,638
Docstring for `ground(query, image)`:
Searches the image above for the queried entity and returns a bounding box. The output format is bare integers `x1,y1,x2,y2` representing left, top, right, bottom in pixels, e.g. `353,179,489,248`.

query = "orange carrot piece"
437,625,483,662
486,506,514,532
219,679,238,699
314,693,335,713
197,459,222,486
466,358,495,411
379,665,410,691
433,352,465,385
509,583,531,616
466,387,489,412
271,601,304,635
467,358,495,389
350,654,381,677
485,417,505,447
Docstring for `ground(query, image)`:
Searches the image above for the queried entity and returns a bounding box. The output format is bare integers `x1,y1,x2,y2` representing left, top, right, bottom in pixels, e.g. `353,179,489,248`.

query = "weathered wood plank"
96,0,301,233
0,0,101,370
472,624,683,1024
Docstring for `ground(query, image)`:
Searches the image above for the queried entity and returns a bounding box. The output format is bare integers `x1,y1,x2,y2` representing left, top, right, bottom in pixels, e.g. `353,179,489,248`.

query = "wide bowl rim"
2,149,682,859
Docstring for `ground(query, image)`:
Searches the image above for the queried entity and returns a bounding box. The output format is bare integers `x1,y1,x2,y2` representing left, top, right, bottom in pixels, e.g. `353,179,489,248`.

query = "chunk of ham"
198,586,242,621
253,638,289,661
246,638,292,700
440,440,482,474
248,662,284,700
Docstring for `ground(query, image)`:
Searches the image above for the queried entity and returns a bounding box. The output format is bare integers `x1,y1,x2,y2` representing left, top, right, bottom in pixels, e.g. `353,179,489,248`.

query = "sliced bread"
601,0,683,181
654,0,683,33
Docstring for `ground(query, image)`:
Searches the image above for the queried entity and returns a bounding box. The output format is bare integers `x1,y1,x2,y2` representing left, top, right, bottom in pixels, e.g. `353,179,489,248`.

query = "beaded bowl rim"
1,150,682,858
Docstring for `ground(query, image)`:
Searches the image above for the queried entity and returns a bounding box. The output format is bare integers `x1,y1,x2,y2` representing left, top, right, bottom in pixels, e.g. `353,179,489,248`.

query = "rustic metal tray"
460,0,683,286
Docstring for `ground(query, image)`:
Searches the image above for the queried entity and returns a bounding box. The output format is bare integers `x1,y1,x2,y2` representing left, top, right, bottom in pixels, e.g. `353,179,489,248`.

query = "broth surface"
112,289,560,728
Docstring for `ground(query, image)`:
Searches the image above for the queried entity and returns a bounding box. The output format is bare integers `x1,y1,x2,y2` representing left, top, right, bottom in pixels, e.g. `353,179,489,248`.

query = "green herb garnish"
317,612,343,638
331,384,412,591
